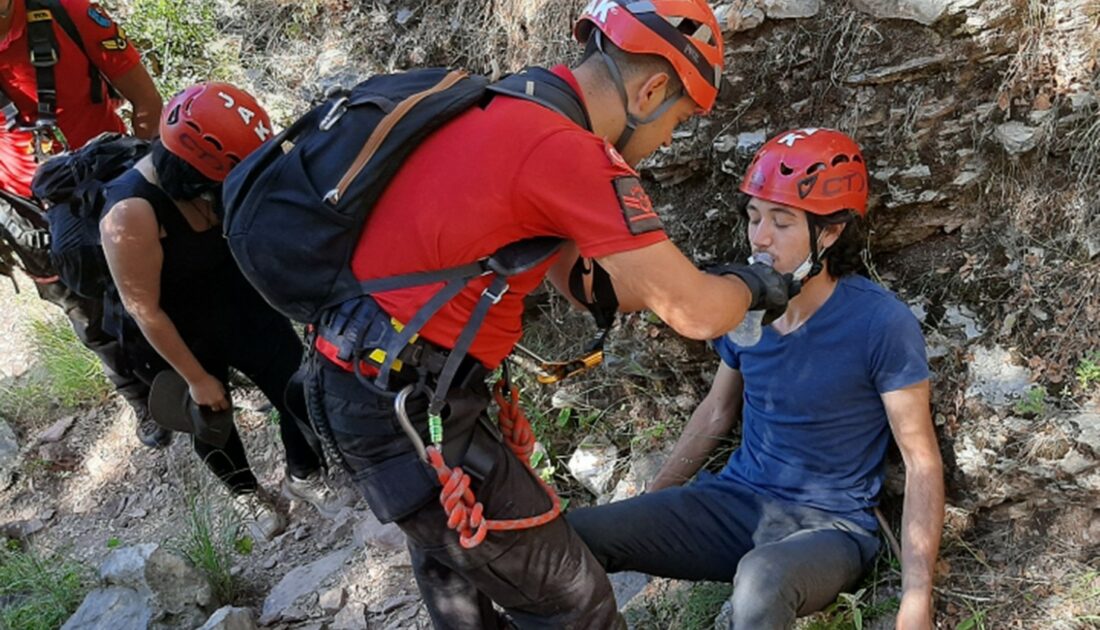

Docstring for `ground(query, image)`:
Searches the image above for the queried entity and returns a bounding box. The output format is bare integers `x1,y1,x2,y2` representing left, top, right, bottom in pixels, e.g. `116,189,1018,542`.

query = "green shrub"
1076,351,1100,390
176,490,241,603
123,0,234,96
29,318,111,408
0,546,91,630
1013,385,1047,417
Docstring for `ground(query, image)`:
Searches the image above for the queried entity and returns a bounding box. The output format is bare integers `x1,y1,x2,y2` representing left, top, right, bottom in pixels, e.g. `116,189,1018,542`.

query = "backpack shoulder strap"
25,0,109,114
487,67,592,132
42,0,113,104
23,0,63,124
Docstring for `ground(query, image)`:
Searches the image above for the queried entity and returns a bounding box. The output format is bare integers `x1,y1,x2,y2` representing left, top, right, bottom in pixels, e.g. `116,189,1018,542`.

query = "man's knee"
729,552,798,629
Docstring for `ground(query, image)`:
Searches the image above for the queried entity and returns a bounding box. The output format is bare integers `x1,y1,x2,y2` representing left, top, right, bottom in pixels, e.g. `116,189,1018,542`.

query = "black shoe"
135,405,172,449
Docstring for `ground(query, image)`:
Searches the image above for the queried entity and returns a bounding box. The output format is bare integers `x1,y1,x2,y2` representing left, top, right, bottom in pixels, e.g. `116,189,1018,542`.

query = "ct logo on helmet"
821,172,866,197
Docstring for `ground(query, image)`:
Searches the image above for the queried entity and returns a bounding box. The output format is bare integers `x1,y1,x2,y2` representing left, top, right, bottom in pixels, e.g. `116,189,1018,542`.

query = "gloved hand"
707,261,802,324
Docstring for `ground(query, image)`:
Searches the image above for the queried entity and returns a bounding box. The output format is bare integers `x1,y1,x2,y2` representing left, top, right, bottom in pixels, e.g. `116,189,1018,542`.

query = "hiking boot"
282,470,353,519
233,490,288,541
134,405,172,449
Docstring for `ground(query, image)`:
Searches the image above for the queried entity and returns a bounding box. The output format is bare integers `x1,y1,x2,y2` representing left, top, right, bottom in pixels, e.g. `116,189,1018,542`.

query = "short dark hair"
150,139,220,201
581,34,685,99
736,193,867,279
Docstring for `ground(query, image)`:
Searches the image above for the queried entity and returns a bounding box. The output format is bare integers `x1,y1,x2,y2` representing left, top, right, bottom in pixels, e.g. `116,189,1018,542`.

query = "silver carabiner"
318,96,349,131
394,384,428,462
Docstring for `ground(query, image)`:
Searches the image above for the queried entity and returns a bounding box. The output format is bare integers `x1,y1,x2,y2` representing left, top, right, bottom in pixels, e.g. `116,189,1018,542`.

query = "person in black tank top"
99,83,351,539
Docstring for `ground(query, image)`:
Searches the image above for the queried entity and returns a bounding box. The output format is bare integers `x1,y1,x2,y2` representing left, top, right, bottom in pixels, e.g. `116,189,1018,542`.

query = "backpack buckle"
319,96,349,131
481,282,509,305
29,48,58,67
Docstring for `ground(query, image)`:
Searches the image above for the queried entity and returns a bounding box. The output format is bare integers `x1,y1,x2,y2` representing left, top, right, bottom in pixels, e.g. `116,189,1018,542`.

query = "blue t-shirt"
713,275,929,531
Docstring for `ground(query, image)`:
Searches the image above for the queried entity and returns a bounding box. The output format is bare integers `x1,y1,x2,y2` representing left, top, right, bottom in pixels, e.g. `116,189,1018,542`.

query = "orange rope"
427,379,562,549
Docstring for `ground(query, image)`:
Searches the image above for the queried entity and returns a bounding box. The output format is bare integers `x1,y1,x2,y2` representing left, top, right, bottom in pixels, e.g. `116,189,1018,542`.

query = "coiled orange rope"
426,379,562,549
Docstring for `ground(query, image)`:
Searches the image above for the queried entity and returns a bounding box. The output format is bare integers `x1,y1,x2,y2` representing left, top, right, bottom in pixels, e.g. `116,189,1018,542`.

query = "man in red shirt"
0,0,163,445
310,1,797,626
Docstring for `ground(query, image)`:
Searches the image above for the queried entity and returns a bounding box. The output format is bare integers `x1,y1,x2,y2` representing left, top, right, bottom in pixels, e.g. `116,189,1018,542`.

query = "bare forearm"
130,308,208,384
111,65,163,140
650,423,723,491
900,466,945,597
131,105,160,140
650,399,736,491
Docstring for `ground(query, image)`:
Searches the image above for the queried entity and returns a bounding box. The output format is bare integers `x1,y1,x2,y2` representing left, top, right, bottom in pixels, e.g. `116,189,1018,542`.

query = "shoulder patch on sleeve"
87,5,113,28
100,33,129,51
613,176,663,236
603,139,638,175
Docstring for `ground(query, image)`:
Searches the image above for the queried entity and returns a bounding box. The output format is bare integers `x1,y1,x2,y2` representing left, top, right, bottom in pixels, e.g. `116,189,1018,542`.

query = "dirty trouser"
313,359,622,629
567,473,880,630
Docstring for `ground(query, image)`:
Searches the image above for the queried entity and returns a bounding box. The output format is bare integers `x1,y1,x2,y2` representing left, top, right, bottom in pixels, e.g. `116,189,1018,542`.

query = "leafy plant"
1075,351,1100,390
1013,385,1047,416
0,546,91,630
105,537,121,549
123,0,235,96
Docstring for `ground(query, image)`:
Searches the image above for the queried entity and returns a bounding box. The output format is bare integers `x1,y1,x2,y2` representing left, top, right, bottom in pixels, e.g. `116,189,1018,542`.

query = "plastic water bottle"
725,252,773,347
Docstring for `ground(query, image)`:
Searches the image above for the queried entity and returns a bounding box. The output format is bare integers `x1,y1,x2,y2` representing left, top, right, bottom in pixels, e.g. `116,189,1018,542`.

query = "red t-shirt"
332,66,667,369
0,0,140,196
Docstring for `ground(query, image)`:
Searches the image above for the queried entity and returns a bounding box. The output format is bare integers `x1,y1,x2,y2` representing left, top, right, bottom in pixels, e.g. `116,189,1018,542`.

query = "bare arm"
649,363,743,491
596,240,753,339
883,380,944,630
110,65,162,140
100,198,228,409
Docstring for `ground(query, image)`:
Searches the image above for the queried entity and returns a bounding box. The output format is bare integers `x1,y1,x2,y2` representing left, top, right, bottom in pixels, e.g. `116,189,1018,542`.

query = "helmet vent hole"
831,155,850,166
853,155,863,163
184,121,201,132
203,136,223,151
806,162,826,175
779,162,794,176
692,24,714,45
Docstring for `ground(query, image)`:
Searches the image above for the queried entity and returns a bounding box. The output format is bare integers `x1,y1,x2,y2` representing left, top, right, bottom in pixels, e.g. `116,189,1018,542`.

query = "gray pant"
567,473,880,629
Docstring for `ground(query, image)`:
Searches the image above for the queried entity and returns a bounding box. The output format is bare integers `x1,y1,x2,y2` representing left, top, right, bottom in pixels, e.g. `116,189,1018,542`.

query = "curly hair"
815,214,867,279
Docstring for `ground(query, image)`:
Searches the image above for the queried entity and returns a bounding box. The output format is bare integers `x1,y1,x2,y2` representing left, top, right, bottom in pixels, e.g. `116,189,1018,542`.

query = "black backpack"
30,133,150,298
222,67,592,325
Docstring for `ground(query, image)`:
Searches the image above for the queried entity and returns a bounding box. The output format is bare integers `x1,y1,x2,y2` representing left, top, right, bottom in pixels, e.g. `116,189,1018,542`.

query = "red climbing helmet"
574,0,725,113
740,128,869,217
159,82,273,182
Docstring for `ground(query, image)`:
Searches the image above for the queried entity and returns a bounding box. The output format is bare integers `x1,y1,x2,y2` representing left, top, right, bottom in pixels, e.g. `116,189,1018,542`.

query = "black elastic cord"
593,31,680,153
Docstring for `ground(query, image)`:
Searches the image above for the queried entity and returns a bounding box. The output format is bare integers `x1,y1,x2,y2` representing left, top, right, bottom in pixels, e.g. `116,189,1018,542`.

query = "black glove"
707,262,802,324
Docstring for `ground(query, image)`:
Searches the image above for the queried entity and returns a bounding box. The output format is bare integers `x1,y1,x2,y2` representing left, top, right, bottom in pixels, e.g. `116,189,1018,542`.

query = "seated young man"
567,129,945,630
